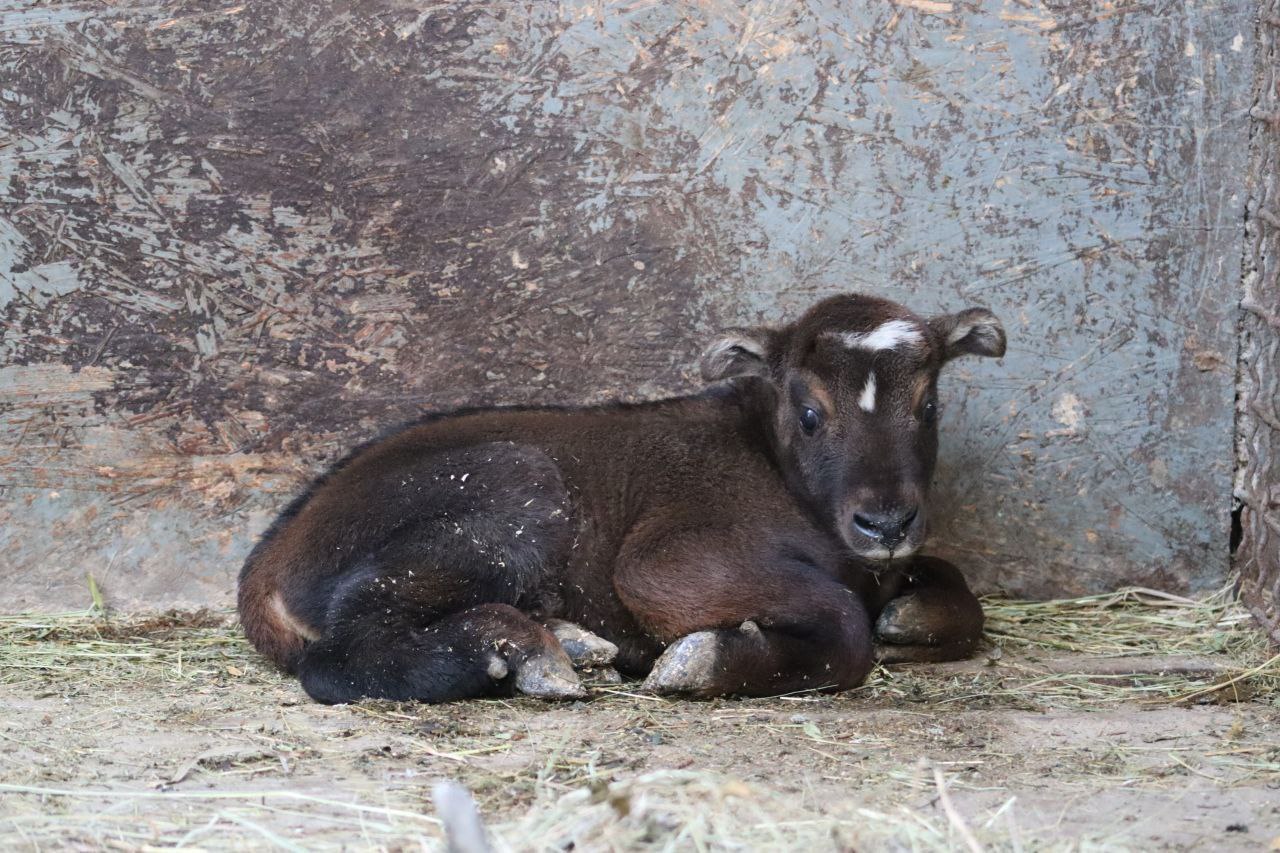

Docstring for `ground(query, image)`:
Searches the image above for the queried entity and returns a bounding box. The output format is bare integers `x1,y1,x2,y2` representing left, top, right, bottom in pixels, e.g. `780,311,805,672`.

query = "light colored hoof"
485,653,510,681
580,666,623,685
642,631,720,695
547,620,619,668
514,650,586,700
874,594,933,645
873,643,912,665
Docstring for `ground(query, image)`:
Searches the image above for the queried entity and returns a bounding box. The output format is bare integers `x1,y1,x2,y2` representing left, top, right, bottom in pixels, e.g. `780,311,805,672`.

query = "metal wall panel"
0,0,1255,609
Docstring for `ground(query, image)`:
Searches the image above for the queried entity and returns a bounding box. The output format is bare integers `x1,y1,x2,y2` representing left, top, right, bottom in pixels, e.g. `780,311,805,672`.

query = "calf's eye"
799,407,821,434
921,401,938,425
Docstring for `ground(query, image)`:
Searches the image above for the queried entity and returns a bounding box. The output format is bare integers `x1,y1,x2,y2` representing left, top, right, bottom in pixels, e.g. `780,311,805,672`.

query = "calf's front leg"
614,535,874,697
869,556,985,664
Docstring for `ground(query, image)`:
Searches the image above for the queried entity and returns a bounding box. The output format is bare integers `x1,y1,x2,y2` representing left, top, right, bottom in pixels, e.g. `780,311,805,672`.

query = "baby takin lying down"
238,292,1005,704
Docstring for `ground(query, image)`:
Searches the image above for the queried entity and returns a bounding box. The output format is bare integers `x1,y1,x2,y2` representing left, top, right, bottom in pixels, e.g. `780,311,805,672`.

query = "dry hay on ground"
1,586,1278,850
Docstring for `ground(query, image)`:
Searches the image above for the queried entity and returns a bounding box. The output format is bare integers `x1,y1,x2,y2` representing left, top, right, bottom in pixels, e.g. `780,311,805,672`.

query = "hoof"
873,643,916,665
548,620,619,668
485,653,510,681
514,650,586,700
874,640,978,664
642,631,720,695
579,666,623,685
874,594,937,646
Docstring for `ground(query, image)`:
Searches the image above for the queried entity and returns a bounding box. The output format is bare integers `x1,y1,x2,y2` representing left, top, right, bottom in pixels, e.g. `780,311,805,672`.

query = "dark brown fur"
239,293,1004,703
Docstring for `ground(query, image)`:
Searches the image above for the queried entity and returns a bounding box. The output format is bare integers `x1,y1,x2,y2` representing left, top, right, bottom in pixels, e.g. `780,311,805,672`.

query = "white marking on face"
831,319,924,352
859,371,877,412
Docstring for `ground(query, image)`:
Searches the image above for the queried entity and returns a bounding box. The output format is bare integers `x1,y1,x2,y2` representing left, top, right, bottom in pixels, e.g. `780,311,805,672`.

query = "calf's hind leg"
298,601,582,704
295,443,581,704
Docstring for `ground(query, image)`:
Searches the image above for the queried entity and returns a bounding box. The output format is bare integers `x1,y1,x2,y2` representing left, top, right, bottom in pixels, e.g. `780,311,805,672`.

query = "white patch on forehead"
830,319,924,352
858,371,877,412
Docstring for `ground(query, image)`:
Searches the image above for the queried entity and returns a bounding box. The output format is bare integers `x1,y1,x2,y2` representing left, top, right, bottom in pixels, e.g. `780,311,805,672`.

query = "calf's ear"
929,308,1006,361
699,327,775,381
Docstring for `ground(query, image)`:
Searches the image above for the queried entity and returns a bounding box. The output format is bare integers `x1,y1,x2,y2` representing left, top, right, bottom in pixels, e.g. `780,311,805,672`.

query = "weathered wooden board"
0,0,1256,610
1236,3,1280,643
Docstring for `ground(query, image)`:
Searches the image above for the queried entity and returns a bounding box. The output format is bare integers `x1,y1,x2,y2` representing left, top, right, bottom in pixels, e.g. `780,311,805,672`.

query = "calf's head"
700,294,1005,561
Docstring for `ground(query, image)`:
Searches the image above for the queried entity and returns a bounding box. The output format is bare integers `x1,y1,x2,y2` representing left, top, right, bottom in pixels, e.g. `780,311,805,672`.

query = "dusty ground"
2,600,1279,851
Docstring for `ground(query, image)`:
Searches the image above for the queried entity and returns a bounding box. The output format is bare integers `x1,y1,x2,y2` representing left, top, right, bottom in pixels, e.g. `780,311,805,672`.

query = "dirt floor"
2,593,1279,851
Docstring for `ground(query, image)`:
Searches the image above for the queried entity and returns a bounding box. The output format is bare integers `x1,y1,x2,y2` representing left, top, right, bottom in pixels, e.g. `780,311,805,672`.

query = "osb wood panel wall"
0,0,1255,611
1237,3,1280,644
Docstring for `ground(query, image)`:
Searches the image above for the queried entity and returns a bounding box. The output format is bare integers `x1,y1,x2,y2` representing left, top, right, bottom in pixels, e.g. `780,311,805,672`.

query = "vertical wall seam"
1234,2,1280,645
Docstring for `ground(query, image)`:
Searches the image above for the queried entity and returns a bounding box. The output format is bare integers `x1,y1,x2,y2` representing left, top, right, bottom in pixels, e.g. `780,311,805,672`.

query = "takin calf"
239,293,1005,704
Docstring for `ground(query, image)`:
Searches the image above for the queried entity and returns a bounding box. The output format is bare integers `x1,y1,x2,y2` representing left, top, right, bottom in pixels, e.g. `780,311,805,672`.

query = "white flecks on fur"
831,319,923,352
858,371,877,412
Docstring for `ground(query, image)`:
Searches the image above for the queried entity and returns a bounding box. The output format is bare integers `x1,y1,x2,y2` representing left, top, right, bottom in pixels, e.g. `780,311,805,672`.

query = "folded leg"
614,529,873,697
871,556,984,664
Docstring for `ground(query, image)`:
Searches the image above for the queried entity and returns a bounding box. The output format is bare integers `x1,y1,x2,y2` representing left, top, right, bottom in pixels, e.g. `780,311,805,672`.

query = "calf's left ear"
929,308,1006,361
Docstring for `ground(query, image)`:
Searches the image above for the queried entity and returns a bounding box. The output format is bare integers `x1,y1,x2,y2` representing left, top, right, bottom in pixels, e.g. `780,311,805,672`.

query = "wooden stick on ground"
932,764,983,853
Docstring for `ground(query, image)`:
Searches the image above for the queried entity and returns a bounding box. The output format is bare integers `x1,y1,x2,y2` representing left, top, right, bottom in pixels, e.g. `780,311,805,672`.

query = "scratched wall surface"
0,0,1255,610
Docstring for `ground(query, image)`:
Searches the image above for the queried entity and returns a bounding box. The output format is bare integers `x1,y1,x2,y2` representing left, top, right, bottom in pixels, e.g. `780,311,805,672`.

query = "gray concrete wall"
0,0,1256,610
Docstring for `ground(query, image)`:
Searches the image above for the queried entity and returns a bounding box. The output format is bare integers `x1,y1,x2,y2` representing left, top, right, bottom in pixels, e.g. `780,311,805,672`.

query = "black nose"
852,507,919,548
